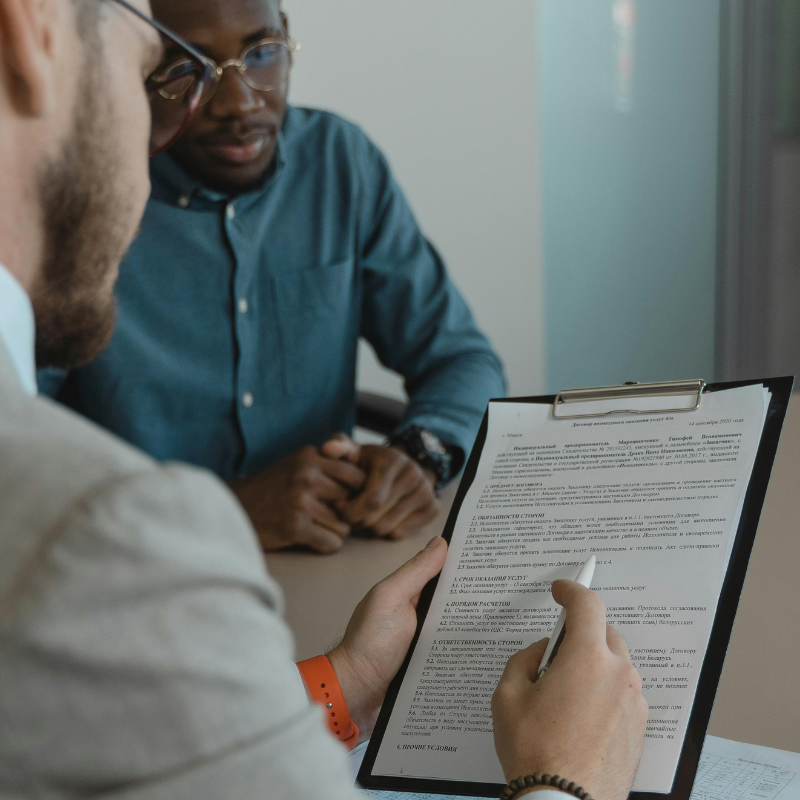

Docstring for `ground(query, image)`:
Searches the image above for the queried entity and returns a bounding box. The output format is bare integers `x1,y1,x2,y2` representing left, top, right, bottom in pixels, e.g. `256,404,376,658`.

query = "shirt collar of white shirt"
0,261,37,396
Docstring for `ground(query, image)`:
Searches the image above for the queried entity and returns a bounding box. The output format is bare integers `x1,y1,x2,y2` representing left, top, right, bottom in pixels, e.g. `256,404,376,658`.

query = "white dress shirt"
0,261,37,395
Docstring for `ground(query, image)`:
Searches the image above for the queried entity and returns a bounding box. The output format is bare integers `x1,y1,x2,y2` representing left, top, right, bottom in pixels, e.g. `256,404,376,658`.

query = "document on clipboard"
360,378,793,800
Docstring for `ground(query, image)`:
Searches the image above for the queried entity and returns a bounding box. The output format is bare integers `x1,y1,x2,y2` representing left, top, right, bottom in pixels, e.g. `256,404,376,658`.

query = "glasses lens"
147,60,206,154
155,60,197,100
242,41,291,91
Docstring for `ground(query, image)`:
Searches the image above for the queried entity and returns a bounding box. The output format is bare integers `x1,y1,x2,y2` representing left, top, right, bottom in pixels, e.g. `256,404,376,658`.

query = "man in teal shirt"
39,0,505,553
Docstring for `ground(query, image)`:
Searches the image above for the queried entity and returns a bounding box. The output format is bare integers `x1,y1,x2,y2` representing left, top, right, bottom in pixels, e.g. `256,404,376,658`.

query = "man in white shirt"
0,0,647,798
0,265,36,394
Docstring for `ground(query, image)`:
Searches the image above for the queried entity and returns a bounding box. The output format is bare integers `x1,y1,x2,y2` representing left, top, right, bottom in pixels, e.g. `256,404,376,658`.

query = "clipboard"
359,377,793,799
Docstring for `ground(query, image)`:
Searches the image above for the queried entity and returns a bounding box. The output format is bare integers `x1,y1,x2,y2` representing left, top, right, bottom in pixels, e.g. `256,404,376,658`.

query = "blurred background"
288,0,800,398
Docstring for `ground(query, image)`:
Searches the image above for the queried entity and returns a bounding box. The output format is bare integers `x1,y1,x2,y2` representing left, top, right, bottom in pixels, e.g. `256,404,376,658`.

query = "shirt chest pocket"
271,257,359,397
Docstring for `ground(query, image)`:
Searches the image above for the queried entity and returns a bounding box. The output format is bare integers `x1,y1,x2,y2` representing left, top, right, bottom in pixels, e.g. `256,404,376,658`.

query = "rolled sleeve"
357,145,505,464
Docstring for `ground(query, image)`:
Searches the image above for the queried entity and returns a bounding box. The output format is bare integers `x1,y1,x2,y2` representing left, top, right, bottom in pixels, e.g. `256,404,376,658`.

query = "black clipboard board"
359,377,793,799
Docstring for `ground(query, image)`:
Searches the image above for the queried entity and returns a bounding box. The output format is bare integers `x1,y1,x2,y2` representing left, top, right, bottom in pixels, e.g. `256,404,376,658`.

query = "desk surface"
268,395,800,753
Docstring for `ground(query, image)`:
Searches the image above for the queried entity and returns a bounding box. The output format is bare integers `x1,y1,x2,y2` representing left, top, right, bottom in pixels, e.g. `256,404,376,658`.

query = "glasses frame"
157,36,301,108
107,0,216,155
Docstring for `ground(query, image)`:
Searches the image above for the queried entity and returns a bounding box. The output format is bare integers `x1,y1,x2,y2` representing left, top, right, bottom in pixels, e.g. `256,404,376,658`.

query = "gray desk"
268,396,799,753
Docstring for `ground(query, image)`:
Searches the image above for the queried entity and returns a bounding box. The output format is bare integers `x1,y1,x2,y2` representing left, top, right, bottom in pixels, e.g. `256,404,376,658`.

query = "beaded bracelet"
500,772,594,800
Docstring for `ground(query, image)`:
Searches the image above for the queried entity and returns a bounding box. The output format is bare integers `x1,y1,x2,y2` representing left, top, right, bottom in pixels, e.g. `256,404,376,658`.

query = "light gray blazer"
0,343,362,799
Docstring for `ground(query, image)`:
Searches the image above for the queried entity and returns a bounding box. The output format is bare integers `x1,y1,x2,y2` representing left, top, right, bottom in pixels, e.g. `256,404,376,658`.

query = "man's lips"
200,131,274,166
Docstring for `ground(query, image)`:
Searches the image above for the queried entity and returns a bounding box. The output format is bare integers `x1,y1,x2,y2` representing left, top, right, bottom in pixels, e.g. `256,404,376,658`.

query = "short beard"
31,38,135,370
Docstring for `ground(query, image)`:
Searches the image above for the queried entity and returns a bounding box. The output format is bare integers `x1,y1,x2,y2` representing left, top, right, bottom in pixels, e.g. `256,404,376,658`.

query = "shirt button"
241,392,254,408
238,298,249,314
177,195,190,208
226,204,236,220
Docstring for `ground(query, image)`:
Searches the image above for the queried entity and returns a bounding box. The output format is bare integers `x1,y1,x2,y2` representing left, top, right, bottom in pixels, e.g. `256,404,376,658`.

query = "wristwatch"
389,425,455,489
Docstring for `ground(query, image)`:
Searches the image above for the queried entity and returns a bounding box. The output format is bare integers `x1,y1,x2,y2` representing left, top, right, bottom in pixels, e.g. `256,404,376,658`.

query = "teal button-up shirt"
38,106,505,481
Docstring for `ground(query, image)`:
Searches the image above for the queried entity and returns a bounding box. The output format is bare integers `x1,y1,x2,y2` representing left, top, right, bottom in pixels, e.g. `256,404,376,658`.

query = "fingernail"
425,536,442,550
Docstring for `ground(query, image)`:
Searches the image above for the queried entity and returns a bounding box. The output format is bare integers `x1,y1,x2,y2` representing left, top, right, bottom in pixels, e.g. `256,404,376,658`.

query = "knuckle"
424,497,441,516
295,469,315,489
401,472,421,494
375,454,397,473
288,505,306,527
300,495,317,513
368,582,391,605
492,678,512,705
582,641,609,667
407,459,425,478
289,489,306,510
503,648,524,669
362,496,382,514
585,590,607,613
414,480,431,498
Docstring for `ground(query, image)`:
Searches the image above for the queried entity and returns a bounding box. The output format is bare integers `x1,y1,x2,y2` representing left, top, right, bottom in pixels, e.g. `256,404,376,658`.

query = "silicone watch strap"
297,654,360,749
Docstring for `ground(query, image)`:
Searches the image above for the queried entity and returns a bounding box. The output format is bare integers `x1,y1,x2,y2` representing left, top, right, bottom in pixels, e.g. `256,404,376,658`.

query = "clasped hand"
230,433,440,552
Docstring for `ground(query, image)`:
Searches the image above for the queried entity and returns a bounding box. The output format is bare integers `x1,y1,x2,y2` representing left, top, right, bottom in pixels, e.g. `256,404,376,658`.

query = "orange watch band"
297,654,359,749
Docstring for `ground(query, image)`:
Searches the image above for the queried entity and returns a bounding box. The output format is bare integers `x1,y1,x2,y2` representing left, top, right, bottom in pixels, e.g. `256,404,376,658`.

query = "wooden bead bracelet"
500,772,594,800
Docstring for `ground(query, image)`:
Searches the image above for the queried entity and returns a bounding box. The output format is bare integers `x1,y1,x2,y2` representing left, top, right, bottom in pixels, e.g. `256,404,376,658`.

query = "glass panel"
538,0,720,391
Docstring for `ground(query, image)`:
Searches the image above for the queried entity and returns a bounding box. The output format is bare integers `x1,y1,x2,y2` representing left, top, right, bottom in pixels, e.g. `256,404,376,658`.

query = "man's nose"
207,65,267,119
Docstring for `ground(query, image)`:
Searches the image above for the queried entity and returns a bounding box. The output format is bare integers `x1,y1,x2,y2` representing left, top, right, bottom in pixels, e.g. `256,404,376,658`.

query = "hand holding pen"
492,563,648,800
538,555,597,677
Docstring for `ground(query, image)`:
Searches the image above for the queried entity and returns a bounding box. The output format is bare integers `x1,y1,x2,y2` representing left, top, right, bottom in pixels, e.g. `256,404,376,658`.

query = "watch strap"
296,655,359,749
389,425,454,488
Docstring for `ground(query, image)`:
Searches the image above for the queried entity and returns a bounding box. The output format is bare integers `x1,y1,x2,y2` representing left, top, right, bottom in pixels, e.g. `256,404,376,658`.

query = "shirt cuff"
514,790,575,800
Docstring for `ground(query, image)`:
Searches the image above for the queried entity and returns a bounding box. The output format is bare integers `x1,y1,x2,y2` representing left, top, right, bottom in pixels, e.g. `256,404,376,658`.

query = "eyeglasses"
154,37,300,108
108,0,215,155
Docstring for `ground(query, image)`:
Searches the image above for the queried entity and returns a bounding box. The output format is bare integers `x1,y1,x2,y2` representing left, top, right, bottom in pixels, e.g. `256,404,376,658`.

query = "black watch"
389,425,454,489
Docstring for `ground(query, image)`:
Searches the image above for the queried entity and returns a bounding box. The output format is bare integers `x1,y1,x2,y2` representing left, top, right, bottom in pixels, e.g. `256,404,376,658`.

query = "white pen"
537,555,596,678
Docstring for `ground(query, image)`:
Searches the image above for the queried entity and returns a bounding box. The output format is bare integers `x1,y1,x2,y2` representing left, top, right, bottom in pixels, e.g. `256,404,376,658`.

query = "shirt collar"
149,127,287,207
0,262,37,396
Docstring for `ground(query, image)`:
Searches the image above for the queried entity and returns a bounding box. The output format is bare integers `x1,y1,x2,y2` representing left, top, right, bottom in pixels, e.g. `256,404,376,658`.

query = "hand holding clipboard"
360,378,792,800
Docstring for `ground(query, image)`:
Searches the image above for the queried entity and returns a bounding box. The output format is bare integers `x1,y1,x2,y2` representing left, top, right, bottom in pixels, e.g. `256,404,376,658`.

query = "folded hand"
322,433,440,539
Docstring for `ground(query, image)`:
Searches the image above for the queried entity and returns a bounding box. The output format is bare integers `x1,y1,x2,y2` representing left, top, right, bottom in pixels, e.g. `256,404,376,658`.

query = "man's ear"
0,0,59,117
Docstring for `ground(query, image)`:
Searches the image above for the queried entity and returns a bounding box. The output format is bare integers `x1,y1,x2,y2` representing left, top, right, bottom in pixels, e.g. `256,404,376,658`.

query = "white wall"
285,0,544,399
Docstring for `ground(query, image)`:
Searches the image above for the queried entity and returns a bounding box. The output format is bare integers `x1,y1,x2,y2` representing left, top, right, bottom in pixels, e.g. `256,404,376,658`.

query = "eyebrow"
163,25,285,60
242,25,285,45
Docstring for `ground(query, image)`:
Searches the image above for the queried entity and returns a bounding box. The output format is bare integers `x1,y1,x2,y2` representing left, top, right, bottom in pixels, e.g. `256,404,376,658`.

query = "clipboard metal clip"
553,379,707,420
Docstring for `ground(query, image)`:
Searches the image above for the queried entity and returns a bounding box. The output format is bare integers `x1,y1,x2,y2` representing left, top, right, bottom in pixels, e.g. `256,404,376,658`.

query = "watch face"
420,429,447,455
